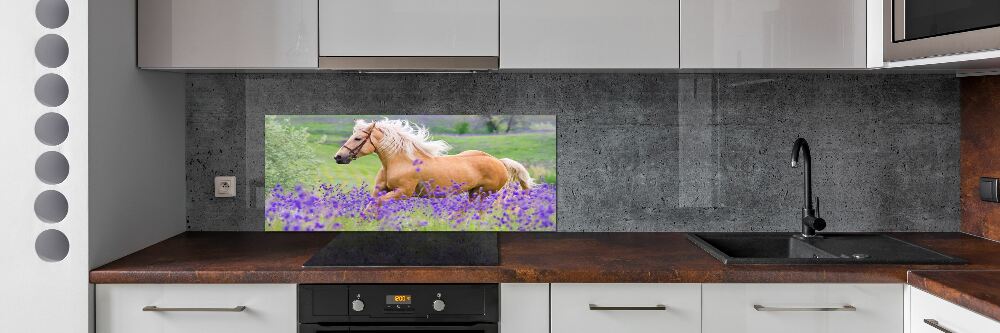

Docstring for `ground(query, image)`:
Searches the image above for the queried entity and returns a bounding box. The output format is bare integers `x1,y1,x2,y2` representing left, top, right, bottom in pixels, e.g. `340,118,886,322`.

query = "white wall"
1,0,184,331
0,0,90,331
88,0,186,270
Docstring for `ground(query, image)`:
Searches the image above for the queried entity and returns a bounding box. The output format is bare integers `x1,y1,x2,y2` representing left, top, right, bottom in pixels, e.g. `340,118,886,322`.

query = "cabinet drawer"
910,287,1000,333
703,283,903,333
96,284,296,333
550,283,700,333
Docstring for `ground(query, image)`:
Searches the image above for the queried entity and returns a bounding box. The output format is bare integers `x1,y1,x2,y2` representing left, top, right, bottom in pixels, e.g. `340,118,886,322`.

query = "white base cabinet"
551,283,701,333
909,286,1000,333
702,283,903,333
500,283,549,333
96,284,296,333
96,283,1000,333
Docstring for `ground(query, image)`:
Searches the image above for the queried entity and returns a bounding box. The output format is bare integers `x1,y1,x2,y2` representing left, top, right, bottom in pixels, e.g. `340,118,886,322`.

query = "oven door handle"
300,323,497,333
349,324,497,331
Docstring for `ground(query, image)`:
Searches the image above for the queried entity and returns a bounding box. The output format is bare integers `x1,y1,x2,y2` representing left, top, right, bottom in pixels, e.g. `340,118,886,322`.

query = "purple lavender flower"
264,181,556,231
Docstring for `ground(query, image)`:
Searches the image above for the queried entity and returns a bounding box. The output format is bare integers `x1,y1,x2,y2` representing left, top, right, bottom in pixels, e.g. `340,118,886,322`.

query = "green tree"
264,116,318,190
481,115,499,133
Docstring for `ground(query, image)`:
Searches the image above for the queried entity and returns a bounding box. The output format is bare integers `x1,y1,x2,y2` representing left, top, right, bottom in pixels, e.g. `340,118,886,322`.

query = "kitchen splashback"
263,114,557,231
186,73,960,232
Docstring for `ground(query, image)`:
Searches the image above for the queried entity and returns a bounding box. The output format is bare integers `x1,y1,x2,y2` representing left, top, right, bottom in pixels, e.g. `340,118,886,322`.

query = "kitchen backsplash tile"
186,73,959,232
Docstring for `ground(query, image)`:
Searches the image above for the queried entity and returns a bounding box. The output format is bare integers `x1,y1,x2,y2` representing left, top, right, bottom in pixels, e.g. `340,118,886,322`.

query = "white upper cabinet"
681,0,876,69
133,0,883,70
319,0,499,57
138,0,318,69
500,0,680,69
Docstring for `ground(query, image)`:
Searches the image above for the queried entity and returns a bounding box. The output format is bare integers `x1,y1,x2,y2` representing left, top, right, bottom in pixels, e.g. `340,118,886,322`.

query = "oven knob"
432,299,446,312
351,299,365,312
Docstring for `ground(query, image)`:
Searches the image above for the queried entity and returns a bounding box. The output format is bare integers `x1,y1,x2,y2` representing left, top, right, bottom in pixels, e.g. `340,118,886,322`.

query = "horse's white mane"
356,118,451,159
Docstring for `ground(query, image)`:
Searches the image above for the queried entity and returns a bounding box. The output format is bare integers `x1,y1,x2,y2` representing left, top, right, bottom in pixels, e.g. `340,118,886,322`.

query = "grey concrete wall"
186,73,960,232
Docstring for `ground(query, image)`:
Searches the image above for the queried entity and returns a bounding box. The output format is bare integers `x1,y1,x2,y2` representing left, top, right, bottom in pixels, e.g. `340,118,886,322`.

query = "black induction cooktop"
303,232,499,267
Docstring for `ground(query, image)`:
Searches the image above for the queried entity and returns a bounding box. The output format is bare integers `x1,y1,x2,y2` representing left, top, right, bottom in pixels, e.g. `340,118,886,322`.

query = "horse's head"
334,121,382,164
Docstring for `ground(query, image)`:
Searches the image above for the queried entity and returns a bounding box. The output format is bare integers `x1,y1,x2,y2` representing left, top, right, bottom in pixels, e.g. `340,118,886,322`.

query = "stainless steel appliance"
885,0,1000,61
299,284,499,332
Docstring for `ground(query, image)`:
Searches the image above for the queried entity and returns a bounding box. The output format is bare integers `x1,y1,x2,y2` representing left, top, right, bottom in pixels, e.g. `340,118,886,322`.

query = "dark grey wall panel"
186,73,960,232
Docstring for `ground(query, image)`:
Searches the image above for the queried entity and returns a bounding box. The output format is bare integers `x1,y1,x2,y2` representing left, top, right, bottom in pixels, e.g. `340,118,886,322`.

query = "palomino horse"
333,119,535,204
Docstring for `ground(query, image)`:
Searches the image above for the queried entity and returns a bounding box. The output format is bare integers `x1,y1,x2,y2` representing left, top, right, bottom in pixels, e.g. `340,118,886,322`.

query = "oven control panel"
298,284,498,323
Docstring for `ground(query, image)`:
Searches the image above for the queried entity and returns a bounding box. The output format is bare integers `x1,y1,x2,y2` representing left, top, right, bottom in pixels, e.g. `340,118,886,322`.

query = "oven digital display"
386,295,412,305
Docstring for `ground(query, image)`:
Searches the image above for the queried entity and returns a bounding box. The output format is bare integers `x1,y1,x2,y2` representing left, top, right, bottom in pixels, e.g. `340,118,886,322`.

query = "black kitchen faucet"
791,138,826,237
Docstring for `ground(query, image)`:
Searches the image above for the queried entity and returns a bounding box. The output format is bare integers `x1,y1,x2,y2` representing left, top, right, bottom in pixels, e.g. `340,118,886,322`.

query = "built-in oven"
299,284,498,333
885,0,1000,61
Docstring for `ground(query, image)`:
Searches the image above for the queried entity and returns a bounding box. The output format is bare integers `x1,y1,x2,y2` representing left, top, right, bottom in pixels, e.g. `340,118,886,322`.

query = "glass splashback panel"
264,115,556,231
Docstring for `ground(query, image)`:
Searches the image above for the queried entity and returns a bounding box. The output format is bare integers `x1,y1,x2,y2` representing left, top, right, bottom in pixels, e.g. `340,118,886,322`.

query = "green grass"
300,132,556,190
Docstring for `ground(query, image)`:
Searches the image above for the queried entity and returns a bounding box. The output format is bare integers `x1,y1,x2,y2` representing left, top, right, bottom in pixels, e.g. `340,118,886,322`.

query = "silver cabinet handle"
753,305,856,312
589,304,667,311
923,319,954,333
143,306,247,312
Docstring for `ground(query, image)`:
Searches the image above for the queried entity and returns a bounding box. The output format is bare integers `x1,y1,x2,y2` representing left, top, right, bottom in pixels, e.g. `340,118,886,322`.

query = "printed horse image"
333,119,535,204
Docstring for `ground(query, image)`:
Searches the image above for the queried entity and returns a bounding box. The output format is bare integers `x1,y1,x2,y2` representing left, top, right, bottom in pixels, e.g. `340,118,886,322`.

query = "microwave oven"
885,0,1000,62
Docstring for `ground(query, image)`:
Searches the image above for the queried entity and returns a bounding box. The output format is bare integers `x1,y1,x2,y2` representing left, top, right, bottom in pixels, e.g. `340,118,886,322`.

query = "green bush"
265,116,319,189
453,121,470,135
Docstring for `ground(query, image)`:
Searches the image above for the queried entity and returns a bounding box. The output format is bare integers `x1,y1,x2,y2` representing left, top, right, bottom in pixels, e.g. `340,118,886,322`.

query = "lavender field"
265,183,557,231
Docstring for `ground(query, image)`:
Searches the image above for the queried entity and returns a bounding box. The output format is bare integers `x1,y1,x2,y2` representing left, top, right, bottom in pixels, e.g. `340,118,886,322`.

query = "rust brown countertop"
90,232,1000,285
908,270,1000,322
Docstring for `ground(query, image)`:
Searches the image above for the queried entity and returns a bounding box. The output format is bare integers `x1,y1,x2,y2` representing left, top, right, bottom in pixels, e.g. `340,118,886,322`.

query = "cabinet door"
702,283,903,333
96,284,297,333
501,0,680,69
551,283,701,333
681,0,868,68
500,284,548,333
138,0,318,69
910,287,1000,333
319,0,499,57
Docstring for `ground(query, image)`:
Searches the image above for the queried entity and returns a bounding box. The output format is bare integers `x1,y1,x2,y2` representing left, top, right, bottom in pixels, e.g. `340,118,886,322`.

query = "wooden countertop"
90,232,1000,284
908,270,1000,322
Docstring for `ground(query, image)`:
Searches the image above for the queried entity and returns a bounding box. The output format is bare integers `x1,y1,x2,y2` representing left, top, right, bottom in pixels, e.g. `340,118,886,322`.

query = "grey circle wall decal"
35,151,69,184
35,34,69,68
35,112,69,146
36,0,69,29
34,190,68,223
35,112,69,145
34,73,69,107
35,229,70,262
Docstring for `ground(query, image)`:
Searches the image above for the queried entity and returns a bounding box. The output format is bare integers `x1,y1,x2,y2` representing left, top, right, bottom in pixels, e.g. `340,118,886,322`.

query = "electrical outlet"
215,176,236,198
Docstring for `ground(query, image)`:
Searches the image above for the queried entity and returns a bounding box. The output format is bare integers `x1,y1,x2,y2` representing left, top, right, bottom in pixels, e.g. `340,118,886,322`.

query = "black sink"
687,233,965,265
